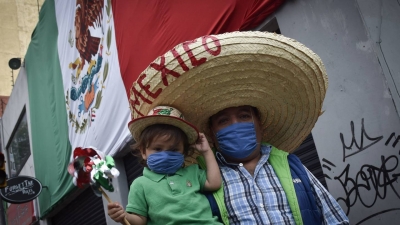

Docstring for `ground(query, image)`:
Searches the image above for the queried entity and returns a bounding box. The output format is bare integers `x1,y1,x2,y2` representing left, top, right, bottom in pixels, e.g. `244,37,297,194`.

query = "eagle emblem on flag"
65,0,112,133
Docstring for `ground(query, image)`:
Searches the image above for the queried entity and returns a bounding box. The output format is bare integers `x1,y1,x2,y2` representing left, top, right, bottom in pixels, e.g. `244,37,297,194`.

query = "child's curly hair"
131,124,195,166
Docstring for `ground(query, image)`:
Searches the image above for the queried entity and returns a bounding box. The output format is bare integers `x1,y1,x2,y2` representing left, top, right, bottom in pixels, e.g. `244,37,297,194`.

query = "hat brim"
130,31,327,152
128,115,199,144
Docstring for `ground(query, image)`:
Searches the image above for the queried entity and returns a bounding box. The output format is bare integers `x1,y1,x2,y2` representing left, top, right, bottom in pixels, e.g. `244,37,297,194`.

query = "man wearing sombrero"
129,31,349,224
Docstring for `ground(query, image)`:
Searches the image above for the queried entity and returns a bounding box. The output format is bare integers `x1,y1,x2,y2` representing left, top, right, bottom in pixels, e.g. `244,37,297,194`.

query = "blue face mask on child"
147,151,184,174
216,122,258,159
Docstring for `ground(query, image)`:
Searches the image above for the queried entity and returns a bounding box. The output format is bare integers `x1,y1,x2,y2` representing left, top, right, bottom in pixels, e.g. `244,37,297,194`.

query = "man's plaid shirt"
216,144,349,225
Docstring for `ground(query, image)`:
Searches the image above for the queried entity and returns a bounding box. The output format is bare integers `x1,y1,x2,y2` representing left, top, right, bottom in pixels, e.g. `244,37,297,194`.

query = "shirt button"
169,181,174,185
239,163,243,167
260,204,264,207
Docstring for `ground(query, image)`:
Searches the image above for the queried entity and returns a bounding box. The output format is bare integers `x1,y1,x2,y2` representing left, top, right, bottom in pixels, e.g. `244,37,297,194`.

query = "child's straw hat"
129,106,199,144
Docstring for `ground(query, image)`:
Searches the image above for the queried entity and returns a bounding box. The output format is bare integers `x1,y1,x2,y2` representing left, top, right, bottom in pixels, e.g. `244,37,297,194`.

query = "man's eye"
154,148,163,151
170,148,178,152
240,114,251,119
218,118,228,125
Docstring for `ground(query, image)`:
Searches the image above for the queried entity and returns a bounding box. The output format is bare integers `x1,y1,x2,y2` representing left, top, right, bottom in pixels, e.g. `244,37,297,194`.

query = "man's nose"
231,115,239,124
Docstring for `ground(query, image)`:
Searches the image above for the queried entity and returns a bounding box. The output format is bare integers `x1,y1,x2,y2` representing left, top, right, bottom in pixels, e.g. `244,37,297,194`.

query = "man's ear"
254,117,264,142
257,119,263,131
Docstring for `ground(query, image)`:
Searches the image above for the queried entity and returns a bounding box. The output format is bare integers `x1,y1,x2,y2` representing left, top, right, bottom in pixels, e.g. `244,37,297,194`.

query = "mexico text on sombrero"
130,35,221,117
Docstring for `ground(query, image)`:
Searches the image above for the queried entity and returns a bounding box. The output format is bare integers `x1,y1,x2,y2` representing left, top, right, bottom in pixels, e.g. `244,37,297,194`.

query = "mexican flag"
25,0,284,217
25,0,130,217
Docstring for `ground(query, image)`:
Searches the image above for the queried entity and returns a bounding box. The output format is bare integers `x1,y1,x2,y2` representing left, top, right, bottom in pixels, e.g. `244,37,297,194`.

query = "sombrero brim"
128,115,199,144
130,31,328,153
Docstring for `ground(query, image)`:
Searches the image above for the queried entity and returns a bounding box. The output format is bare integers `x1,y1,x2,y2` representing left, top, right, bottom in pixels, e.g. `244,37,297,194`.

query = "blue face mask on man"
147,151,184,174
216,122,258,159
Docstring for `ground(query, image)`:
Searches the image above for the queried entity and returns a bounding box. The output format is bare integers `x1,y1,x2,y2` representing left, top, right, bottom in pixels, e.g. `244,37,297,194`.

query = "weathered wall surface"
357,0,400,118
257,0,400,224
1,68,31,174
0,67,38,219
0,0,43,96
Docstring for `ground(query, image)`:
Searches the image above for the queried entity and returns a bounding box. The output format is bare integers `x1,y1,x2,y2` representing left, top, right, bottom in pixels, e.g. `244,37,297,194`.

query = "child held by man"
107,106,222,225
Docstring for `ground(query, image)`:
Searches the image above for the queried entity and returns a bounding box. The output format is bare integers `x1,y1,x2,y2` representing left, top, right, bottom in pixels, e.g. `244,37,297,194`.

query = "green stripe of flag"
25,0,74,218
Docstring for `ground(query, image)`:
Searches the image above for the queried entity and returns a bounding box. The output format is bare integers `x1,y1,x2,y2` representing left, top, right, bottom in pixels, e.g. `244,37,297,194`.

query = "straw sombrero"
128,106,199,144
129,31,328,156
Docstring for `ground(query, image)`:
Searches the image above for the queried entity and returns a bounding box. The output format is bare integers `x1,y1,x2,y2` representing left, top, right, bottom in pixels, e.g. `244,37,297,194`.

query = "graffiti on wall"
322,118,400,224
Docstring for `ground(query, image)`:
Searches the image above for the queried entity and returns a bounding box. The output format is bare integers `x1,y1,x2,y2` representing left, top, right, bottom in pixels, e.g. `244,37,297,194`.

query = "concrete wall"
256,0,400,224
357,0,400,118
0,0,44,96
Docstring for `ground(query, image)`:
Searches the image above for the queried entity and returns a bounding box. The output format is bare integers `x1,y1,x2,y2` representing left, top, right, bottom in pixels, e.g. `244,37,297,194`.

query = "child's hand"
107,202,127,223
193,133,212,154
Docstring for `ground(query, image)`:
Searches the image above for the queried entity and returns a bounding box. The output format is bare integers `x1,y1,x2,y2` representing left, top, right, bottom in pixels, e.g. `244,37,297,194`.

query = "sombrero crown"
129,31,328,152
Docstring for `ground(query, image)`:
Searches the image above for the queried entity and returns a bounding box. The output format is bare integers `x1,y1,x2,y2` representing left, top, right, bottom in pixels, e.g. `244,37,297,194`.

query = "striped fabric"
217,144,349,225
